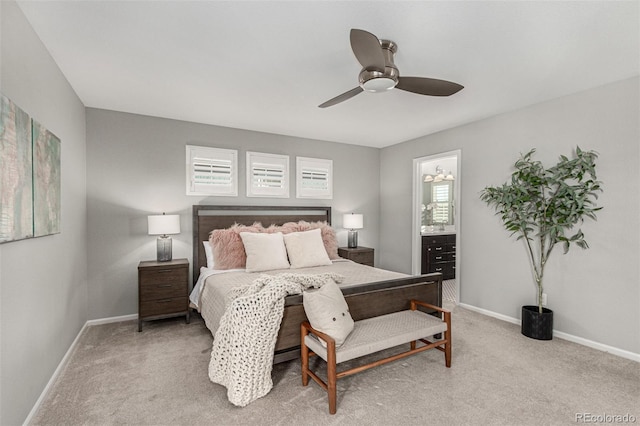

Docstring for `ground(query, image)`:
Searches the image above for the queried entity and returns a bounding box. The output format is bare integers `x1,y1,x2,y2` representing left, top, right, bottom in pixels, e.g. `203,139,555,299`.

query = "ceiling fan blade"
318,87,364,108
350,29,386,72
396,77,464,96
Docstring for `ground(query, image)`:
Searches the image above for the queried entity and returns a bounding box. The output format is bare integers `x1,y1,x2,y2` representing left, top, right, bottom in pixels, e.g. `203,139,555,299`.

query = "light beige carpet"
443,279,456,303
31,304,639,425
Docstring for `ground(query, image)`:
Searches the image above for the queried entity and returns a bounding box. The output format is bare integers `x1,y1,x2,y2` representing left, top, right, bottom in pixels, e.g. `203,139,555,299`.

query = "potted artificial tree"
480,147,602,340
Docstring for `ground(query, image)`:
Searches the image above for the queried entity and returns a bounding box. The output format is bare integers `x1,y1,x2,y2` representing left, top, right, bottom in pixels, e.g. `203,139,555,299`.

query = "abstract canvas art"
0,93,61,243
0,94,33,243
32,119,61,237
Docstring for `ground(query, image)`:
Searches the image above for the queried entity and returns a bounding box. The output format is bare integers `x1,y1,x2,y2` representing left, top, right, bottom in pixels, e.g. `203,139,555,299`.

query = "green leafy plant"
480,147,603,313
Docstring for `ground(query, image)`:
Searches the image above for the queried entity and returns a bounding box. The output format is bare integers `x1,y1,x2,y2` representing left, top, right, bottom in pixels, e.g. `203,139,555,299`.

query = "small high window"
186,145,238,196
246,151,289,198
296,157,333,199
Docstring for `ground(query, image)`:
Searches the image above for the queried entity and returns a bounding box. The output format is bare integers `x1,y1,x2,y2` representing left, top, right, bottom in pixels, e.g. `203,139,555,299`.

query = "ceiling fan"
319,29,464,108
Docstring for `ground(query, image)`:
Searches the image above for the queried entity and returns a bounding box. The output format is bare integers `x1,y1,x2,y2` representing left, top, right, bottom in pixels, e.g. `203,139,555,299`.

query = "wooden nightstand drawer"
349,251,374,266
139,280,187,301
140,296,188,318
338,247,374,266
140,268,186,286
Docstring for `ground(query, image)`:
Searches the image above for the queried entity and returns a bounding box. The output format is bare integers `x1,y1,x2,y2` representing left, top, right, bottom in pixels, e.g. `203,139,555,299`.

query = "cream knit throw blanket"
208,272,344,407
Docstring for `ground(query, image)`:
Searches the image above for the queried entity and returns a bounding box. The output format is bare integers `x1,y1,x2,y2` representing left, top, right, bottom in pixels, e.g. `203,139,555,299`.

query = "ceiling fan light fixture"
359,67,398,93
362,77,397,93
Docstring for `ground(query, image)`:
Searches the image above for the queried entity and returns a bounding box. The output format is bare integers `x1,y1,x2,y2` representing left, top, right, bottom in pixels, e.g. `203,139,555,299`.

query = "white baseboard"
552,330,640,362
458,303,640,363
458,303,521,326
23,321,88,426
86,313,138,326
23,313,139,425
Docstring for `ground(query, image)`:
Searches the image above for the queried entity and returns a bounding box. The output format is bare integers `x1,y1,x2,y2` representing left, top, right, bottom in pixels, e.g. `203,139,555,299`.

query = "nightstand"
338,246,374,267
138,258,190,331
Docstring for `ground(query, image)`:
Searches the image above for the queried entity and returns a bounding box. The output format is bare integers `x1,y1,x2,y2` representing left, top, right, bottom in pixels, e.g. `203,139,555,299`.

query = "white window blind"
301,168,329,190
246,152,289,198
251,162,285,188
432,184,450,223
186,145,237,196
296,157,333,199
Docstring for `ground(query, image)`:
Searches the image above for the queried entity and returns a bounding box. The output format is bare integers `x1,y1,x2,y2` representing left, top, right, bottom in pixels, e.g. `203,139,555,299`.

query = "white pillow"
203,241,214,269
283,228,332,269
239,232,290,272
303,279,354,348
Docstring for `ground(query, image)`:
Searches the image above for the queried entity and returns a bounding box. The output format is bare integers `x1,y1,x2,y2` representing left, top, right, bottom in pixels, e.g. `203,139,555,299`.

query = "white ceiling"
17,1,639,148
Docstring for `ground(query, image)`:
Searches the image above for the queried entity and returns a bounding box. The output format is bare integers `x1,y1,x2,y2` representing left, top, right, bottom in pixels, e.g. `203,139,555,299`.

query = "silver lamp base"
157,236,173,262
347,230,358,248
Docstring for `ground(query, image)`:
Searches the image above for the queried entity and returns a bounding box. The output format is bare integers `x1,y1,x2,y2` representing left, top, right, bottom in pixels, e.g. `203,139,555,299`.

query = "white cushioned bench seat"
301,299,452,414
304,310,448,364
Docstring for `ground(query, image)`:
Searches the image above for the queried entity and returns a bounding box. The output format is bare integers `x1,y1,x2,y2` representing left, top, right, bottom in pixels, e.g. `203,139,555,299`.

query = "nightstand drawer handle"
157,299,174,303
157,284,173,288
157,269,174,273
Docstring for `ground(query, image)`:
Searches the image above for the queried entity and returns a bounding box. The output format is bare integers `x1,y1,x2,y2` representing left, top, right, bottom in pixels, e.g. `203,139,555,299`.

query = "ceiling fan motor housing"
359,39,399,92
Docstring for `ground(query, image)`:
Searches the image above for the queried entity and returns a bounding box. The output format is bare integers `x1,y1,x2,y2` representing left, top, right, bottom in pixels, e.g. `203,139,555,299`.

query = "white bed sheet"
189,266,244,310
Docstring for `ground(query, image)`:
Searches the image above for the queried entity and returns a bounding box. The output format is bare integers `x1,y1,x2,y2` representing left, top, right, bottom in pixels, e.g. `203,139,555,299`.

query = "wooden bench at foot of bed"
300,299,451,414
274,274,443,363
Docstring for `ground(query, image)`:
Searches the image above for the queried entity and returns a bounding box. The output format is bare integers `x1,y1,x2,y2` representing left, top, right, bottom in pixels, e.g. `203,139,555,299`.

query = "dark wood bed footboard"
273,273,443,363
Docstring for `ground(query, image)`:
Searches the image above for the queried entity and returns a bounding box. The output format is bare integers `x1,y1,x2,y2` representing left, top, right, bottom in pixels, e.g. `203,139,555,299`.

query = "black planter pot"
521,305,553,340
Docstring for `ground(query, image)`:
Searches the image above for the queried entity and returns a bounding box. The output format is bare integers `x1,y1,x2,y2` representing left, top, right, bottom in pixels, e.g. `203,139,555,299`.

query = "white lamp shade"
343,213,363,230
148,214,180,235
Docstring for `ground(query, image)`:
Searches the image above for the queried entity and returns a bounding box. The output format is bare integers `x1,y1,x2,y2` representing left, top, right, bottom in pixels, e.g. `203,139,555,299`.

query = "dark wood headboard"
192,205,332,284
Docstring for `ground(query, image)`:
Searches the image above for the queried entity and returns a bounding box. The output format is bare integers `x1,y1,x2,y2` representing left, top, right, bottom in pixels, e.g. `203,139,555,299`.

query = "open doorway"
412,150,461,304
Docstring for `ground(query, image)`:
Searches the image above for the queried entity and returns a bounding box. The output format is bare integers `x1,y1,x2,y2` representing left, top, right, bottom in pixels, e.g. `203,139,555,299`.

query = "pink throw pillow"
209,222,263,270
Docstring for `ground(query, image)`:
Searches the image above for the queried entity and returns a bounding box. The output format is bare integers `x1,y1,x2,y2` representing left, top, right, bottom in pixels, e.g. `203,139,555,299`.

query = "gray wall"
380,77,639,354
0,1,88,424
86,108,380,319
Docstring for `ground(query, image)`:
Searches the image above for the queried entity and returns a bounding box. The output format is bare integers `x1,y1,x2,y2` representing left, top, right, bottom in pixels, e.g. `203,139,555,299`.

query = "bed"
191,205,443,364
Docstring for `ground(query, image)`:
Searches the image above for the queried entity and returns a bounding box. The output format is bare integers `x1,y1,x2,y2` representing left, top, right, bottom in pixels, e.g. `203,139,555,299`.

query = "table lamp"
148,213,180,262
343,213,363,248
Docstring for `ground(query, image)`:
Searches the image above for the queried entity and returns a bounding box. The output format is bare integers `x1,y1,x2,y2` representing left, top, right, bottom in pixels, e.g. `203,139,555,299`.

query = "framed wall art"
0,93,61,243
0,94,34,242
32,119,61,237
